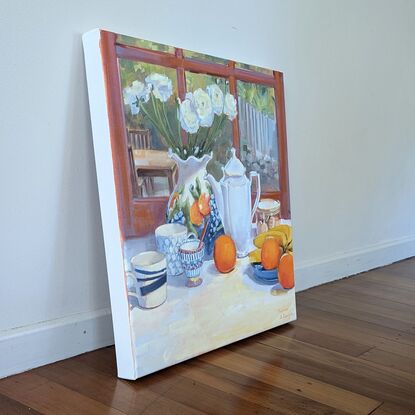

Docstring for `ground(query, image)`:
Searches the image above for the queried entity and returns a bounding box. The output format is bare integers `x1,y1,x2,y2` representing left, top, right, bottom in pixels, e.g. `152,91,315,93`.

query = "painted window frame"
100,30,290,238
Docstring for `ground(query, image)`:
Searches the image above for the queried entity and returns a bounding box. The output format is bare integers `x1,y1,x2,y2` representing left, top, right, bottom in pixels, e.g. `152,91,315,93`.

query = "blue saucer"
251,263,278,283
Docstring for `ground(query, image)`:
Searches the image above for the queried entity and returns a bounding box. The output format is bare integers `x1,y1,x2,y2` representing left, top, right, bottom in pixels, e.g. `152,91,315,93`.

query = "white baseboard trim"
0,308,114,379
295,234,415,292
1,235,414,379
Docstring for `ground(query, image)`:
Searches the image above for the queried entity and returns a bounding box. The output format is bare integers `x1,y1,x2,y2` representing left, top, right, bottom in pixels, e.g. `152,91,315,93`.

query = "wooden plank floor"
1,258,414,414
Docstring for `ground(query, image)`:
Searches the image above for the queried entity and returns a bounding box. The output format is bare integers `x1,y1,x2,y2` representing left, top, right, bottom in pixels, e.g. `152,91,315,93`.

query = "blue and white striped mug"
179,238,205,287
130,251,167,309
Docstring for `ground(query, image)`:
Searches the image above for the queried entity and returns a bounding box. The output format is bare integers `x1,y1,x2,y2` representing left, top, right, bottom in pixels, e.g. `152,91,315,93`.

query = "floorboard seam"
137,373,188,415
356,346,376,358
297,303,415,338
367,401,384,414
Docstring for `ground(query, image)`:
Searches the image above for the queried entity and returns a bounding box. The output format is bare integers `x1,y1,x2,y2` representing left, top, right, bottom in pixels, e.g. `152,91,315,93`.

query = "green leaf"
182,198,196,235
167,207,175,221
182,198,191,221
205,181,212,194
189,184,199,201
195,177,202,198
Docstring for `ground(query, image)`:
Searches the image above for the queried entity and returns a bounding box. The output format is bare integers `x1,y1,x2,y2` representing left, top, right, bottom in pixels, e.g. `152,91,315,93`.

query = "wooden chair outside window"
127,128,152,150
127,145,151,197
127,128,153,196
126,128,177,197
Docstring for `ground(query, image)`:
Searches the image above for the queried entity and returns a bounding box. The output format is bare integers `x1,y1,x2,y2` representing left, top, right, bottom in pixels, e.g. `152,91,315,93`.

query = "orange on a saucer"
261,237,282,270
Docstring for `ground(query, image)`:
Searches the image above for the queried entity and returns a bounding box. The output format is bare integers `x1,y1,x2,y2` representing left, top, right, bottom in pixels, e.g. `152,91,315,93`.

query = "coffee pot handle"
249,171,261,221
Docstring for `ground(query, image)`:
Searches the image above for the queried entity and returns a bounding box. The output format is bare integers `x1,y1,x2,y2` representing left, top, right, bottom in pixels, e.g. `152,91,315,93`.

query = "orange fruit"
214,235,237,273
190,200,203,226
261,237,282,270
198,193,211,216
279,253,294,289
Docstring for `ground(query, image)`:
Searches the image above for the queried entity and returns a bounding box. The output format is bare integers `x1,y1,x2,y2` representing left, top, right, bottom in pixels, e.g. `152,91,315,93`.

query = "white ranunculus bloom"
123,80,150,115
131,80,151,102
145,73,173,102
193,88,214,127
224,93,237,121
206,84,224,115
179,95,199,134
124,93,140,115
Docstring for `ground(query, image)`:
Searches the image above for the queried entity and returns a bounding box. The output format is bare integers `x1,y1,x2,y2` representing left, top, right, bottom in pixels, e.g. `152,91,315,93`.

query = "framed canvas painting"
82,29,296,379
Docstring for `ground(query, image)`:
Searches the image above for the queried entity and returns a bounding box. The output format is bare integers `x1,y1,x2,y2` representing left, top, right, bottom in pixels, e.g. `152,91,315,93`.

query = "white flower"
123,80,150,115
145,73,173,102
224,92,237,121
193,88,214,127
206,84,224,115
179,94,199,133
132,80,151,102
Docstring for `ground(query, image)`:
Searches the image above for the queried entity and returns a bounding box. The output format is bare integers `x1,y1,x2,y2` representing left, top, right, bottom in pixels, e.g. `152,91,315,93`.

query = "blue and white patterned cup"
130,251,167,309
179,239,205,287
155,223,187,277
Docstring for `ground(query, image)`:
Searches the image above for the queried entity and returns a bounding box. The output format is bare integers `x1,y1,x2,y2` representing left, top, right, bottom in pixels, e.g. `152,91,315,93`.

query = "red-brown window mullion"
175,48,188,146
116,44,276,85
175,48,186,99
274,72,290,218
228,62,241,158
116,44,179,68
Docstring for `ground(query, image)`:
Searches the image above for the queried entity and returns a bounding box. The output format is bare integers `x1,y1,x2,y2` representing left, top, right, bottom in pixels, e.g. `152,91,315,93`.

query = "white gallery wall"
1,0,414,377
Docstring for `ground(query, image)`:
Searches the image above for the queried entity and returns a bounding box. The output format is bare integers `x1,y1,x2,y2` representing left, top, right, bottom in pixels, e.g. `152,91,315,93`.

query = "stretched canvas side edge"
82,29,136,380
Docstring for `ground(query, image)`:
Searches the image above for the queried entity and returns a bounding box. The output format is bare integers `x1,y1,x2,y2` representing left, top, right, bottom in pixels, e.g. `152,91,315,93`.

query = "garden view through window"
118,34,285,214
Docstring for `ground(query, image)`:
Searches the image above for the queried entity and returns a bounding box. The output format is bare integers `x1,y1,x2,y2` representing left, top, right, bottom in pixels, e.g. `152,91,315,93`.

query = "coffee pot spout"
205,173,225,224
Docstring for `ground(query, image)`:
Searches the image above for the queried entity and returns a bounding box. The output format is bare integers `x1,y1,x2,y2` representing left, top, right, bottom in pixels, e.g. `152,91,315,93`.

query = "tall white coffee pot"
206,148,260,257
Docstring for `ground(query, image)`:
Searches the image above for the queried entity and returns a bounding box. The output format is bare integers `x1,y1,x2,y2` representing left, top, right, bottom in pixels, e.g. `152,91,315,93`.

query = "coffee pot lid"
223,148,246,177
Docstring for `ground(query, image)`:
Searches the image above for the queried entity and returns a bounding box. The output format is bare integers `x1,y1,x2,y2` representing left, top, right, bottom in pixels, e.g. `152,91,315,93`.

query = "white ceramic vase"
166,150,224,254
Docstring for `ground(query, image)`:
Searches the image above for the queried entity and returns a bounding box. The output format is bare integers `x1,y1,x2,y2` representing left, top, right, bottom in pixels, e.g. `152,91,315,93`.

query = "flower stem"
139,102,161,134
161,100,180,148
149,94,175,149
204,114,226,153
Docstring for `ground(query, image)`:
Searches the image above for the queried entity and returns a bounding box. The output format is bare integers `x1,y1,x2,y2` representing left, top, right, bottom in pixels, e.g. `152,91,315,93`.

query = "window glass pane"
237,80,279,192
235,62,273,76
117,34,175,54
183,50,228,65
119,59,178,198
185,72,233,180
